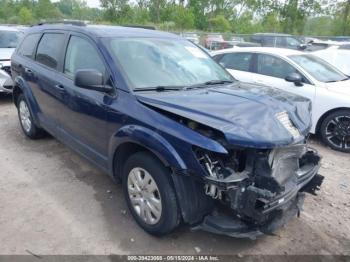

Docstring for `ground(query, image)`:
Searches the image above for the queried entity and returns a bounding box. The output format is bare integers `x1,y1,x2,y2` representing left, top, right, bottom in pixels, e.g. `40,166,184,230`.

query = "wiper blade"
204,80,234,85
134,86,183,92
184,80,234,90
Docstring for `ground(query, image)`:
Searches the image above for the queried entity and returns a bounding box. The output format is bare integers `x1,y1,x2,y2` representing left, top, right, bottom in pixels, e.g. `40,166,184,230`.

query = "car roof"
25,24,179,39
211,47,304,57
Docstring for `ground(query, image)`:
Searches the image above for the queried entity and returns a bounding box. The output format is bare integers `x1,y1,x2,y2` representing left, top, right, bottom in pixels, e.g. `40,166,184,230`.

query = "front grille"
1,66,11,76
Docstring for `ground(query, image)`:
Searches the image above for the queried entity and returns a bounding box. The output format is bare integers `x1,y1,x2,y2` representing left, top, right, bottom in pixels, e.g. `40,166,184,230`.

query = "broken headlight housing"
194,147,250,200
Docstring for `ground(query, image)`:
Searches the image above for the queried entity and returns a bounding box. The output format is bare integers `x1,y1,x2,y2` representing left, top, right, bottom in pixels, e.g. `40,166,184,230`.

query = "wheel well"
113,142,169,180
316,107,350,134
12,85,23,107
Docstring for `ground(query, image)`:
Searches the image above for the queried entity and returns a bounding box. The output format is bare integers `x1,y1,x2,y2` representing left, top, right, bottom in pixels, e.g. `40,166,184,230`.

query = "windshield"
104,38,233,90
289,54,348,83
0,30,23,48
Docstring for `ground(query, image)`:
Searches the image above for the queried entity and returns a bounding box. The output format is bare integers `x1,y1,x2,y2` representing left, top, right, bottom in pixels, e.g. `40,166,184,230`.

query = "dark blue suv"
11,22,323,239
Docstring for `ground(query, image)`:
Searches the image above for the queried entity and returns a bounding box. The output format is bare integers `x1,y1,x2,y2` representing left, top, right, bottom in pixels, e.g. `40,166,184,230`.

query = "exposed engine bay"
193,144,323,239
137,96,323,239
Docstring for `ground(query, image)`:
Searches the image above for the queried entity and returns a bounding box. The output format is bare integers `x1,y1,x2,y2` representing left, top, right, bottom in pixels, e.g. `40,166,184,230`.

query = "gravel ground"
0,94,349,256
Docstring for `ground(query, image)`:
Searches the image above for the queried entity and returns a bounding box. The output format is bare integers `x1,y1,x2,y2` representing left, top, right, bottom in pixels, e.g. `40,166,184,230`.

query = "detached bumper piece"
196,145,323,239
193,193,304,240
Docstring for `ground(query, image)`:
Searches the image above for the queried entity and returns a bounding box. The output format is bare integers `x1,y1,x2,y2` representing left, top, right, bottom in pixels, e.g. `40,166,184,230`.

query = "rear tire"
17,94,44,139
320,110,350,153
122,151,180,236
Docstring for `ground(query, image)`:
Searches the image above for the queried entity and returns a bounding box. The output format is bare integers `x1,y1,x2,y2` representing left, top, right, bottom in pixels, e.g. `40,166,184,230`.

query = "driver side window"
64,35,106,79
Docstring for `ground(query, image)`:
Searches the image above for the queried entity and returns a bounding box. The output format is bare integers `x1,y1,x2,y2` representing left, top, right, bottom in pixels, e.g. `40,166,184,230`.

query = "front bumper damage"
192,144,323,239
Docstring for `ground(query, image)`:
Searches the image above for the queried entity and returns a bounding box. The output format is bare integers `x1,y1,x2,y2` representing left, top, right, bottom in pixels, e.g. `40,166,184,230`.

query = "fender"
108,124,187,176
108,125,216,224
13,76,42,128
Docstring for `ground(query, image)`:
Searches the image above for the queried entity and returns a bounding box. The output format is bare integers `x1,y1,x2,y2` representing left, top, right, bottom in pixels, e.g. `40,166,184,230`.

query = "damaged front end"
193,143,323,239
135,85,322,239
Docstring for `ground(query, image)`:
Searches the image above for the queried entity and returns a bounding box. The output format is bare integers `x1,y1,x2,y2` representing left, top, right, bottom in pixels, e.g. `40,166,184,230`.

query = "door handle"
54,84,65,91
24,68,33,74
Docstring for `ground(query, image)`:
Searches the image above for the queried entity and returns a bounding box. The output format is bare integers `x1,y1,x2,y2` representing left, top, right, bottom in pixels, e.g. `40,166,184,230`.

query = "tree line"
0,0,349,36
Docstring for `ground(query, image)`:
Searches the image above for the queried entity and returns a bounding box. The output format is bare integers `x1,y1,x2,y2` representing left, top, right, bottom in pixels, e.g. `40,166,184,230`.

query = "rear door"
30,32,68,131
215,52,254,83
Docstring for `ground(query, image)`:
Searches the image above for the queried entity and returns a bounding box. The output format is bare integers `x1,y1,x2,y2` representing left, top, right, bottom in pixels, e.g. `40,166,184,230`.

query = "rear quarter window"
17,34,41,59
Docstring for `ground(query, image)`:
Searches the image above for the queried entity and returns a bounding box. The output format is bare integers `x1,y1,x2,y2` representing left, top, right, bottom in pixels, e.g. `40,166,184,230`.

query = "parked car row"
8,22,324,240
180,32,261,50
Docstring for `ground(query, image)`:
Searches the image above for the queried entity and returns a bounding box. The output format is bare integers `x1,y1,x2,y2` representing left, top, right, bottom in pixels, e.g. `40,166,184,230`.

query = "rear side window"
35,33,65,69
275,37,285,47
262,36,275,46
64,35,105,78
17,34,41,59
218,53,253,72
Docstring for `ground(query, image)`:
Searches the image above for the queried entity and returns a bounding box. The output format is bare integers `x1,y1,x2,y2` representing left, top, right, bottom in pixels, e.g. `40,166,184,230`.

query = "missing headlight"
194,148,248,199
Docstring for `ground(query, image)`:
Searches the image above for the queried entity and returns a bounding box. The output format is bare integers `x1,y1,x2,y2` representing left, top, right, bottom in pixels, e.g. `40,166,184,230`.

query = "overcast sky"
85,0,100,8
83,0,142,9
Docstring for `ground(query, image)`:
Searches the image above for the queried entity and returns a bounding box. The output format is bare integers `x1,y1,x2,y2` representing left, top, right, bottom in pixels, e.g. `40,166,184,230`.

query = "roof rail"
122,25,156,30
31,20,87,27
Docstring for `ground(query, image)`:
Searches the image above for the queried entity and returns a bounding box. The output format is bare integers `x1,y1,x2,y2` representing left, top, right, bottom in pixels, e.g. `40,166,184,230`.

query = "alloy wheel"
127,167,162,225
325,115,350,150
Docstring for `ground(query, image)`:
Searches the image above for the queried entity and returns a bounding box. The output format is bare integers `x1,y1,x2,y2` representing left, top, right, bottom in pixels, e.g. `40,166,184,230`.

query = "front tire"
17,94,44,139
122,152,180,236
320,110,350,153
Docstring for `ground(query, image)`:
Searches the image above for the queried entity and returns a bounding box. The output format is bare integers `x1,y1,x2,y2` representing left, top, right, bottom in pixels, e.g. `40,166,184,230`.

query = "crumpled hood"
0,48,15,61
136,82,312,148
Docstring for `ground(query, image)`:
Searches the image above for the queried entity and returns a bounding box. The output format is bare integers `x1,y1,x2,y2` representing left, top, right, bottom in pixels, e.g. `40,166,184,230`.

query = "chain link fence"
169,31,348,50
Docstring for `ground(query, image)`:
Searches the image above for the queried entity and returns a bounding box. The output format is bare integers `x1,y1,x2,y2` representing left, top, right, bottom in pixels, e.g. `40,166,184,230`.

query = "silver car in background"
0,25,24,94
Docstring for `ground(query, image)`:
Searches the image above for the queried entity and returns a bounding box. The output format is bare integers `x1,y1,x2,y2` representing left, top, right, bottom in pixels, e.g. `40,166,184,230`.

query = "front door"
252,53,316,103
54,34,111,165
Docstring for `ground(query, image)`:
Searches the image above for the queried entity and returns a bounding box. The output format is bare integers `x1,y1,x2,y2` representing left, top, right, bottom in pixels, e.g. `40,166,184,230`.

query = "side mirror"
285,72,303,86
74,69,112,93
298,44,307,50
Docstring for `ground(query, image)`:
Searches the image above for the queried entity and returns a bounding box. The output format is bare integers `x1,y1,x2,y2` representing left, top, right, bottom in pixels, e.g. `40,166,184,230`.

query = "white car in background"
311,45,350,76
212,47,350,152
0,26,24,94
